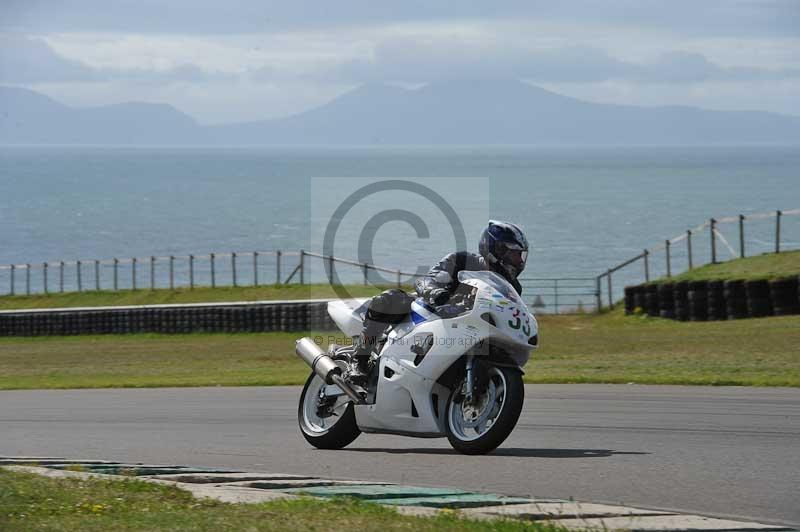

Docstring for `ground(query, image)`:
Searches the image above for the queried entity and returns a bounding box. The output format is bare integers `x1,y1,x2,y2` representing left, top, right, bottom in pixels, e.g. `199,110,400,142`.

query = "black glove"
428,288,450,306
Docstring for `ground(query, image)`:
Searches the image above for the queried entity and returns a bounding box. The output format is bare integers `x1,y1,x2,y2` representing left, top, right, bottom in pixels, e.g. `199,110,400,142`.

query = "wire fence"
0,250,427,297
596,208,800,309
518,277,599,314
2,208,795,316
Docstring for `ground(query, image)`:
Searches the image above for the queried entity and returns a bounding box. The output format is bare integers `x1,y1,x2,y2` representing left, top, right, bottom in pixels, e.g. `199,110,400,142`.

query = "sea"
1,145,798,305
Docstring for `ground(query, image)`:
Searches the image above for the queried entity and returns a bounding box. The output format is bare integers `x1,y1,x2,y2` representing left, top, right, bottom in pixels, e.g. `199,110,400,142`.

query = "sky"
1,1,799,124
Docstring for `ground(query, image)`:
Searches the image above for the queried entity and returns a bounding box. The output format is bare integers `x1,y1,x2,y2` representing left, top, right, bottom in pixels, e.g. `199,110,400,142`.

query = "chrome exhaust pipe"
295,337,363,404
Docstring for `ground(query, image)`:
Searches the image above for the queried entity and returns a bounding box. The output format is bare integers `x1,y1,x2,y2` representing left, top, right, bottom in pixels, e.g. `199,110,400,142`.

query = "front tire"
445,365,524,455
298,372,360,450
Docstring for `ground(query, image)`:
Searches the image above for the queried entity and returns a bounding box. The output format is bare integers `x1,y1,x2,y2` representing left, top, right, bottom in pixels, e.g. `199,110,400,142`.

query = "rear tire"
298,372,360,450
445,365,524,455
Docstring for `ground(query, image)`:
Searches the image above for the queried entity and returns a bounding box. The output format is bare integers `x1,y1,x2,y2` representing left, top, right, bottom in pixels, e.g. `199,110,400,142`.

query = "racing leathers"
355,251,522,372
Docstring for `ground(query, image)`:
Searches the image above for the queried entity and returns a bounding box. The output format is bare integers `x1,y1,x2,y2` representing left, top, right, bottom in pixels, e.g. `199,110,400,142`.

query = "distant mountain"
0,86,199,145
3,81,800,145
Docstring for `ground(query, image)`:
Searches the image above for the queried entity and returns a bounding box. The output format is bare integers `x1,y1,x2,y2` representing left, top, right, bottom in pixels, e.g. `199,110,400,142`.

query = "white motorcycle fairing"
328,271,537,438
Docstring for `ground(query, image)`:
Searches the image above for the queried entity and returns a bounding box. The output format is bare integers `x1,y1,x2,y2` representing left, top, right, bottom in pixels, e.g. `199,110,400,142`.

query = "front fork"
464,355,475,404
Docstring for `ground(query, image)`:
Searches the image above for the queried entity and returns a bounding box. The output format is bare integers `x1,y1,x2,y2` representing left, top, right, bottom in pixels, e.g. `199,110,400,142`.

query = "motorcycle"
295,270,538,455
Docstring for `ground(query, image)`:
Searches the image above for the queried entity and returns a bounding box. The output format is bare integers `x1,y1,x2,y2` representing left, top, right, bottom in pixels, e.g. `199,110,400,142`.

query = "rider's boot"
347,323,383,385
346,341,373,385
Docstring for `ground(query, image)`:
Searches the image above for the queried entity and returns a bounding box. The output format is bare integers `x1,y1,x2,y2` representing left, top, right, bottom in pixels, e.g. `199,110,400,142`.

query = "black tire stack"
657,283,675,319
633,286,647,313
724,280,748,320
623,274,800,322
673,281,690,321
706,280,726,321
645,284,660,317
769,277,800,316
0,300,342,337
687,280,708,322
624,286,637,314
745,280,773,318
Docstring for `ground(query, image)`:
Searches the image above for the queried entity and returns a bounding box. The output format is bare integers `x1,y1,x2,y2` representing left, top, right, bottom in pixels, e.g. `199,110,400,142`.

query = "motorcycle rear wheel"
445,365,524,455
298,372,361,449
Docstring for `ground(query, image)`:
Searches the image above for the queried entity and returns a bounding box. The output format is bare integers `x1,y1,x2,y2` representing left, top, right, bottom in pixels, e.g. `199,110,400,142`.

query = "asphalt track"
1,385,798,526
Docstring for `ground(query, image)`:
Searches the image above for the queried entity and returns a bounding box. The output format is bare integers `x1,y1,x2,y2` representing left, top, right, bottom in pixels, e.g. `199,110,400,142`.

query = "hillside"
0,86,199,144
3,81,800,145
656,251,800,283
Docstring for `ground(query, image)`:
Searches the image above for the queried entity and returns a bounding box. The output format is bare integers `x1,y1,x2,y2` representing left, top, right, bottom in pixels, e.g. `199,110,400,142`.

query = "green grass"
0,469,560,532
656,250,800,283
528,311,800,386
0,283,406,311
1,311,798,390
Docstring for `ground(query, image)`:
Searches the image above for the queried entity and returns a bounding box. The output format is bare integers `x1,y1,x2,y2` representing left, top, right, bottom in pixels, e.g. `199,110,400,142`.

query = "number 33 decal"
508,308,531,335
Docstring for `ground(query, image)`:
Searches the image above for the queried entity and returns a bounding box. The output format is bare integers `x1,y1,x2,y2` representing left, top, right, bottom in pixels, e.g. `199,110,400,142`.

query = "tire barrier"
0,300,340,337
657,283,675,319
688,280,708,322
724,280,748,320
633,286,647,313
673,281,690,321
623,286,637,314
625,275,800,321
745,280,773,318
769,277,800,316
644,284,660,317
706,280,726,321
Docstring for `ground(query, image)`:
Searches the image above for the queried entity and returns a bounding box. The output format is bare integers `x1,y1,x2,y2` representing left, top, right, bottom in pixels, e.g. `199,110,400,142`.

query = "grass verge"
655,250,800,283
0,284,405,311
1,311,798,389
0,469,559,532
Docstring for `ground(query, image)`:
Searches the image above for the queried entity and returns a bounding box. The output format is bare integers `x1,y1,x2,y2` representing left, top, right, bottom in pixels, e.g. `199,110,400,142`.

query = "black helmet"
479,220,529,281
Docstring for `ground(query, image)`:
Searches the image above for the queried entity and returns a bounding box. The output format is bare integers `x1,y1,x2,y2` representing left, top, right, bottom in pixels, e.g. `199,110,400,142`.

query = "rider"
349,220,529,381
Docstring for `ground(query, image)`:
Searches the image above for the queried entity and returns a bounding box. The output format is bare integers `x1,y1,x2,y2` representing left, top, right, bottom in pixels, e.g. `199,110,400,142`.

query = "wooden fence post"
327,255,334,284
43,262,48,294
25,264,31,295
253,252,258,286
150,256,155,290
189,255,194,289
77,260,82,292
232,252,237,287
739,214,745,258
9,264,14,295
132,258,137,290
606,270,613,309
595,275,602,312
210,253,216,288
396,269,401,288
59,261,64,292
113,258,118,291
94,260,100,290
554,279,559,315
776,210,782,253
363,263,369,286
169,256,174,289
643,250,650,282
299,250,305,285
687,230,693,270
665,240,671,278
710,218,717,264
276,250,281,284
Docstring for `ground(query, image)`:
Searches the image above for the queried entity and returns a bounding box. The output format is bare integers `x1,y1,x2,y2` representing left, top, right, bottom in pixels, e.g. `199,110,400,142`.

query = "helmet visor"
497,244,527,274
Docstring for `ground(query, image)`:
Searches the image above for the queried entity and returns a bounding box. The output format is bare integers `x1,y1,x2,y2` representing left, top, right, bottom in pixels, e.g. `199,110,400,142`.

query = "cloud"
297,37,800,84
5,31,797,88
105,63,234,84
0,33,99,82
2,0,798,37
0,34,230,84
638,51,800,83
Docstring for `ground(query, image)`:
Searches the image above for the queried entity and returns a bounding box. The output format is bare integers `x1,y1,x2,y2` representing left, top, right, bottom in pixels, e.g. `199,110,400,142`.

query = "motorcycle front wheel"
298,372,360,449
445,365,524,455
